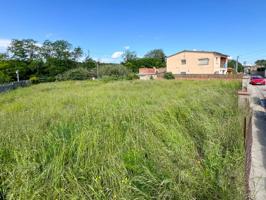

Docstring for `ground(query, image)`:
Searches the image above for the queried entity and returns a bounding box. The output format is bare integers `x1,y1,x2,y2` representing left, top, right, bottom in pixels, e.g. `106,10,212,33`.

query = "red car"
250,75,266,85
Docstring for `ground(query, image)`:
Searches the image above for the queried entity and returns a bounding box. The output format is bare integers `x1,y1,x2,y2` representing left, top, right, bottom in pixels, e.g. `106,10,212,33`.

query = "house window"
181,59,186,65
198,58,209,65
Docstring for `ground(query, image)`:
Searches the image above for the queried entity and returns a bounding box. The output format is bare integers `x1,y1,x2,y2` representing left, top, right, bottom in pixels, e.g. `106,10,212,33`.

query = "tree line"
0,39,166,84
0,39,97,83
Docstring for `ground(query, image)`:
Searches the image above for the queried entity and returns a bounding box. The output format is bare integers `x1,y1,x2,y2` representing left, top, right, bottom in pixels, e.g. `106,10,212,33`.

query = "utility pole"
235,56,239,73
96,59,99,79
243,61,247,74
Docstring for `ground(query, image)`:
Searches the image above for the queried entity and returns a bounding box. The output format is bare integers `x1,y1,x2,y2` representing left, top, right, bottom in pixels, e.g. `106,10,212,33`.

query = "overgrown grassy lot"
0,80,245,199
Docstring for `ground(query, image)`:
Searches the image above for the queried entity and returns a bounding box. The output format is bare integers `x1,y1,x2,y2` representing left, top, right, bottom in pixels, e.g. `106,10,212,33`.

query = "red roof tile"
139,68,156,75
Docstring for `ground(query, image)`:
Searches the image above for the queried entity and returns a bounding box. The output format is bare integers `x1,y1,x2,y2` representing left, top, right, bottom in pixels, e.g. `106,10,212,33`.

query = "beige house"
167,50,229,75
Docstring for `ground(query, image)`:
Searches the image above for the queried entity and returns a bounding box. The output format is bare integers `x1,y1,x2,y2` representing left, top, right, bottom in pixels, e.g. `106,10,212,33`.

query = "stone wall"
157,73,243,79
0,80,31,93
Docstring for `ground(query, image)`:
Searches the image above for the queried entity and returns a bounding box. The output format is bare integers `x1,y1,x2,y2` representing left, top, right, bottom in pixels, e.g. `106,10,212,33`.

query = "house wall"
139,74,157,80
167,52,227,74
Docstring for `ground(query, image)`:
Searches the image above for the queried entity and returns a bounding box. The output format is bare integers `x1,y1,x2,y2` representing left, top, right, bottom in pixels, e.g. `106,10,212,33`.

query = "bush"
0,71,11,84
101,75,120,82
29,76,40,84
164,72,175,80
99,64,129,79
56,67,94,81
38,76,56,83
126,72,139,80
80,59,97,69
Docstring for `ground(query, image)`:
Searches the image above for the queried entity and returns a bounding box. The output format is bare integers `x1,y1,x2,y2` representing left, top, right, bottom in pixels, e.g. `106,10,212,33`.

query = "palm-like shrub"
164,72,175,80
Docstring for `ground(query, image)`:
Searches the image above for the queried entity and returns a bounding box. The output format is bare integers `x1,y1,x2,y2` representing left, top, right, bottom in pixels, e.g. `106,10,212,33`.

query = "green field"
0,80,245,199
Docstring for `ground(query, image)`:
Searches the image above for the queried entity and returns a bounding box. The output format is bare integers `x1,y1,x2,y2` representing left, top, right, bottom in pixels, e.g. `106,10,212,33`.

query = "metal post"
96,60,99,79
243,61,247,74
16,70,20,82
236,56,239,73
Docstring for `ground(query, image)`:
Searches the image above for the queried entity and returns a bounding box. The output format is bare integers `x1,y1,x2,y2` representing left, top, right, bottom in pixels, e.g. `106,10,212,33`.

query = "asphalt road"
247,80,266,200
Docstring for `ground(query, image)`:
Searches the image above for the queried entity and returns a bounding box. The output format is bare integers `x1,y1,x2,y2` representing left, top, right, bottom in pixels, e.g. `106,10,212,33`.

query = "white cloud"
111,51,124,59
0,39,11,52
93,47,129,64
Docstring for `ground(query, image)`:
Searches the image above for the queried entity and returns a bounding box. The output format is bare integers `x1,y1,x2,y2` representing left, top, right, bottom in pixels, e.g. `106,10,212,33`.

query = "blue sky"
0,0,266,64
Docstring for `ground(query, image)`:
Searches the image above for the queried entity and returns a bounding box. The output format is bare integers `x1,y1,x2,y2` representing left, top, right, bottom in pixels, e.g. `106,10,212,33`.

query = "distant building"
166,50,229,75
250,65,266,77
138,67,166,80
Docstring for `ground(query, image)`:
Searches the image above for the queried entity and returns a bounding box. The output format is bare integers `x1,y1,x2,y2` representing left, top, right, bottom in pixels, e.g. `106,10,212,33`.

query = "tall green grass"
0,80,245,199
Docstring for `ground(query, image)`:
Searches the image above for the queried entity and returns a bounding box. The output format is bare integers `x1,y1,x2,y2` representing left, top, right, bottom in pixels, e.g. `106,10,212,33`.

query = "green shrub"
38,76,56,83
0,71,10,84
29,76,40,84
123,58,166,73
99,64,129,79
164,72,175,80
101,75,120,82
126,72,139,80
46,77,56,82
56,67,93,81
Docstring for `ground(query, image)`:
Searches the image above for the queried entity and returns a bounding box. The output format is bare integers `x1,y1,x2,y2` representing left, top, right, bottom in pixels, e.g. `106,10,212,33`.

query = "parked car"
250,75,266,85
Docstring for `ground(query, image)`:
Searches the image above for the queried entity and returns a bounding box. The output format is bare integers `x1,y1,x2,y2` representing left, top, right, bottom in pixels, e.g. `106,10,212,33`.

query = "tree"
52,40,72,60
98,64,129,78
72,47,83,61
81,58,96,69
1,37,137,83
8,39,40,61
0,71,10,84
41,40,54,59
255,60,266,67
144,49,166,62
0,53,8,61
123,50,137,62
43,57,77,77
124,57,166,72
228,60,244,72
41,40,80,61
24,39,40,60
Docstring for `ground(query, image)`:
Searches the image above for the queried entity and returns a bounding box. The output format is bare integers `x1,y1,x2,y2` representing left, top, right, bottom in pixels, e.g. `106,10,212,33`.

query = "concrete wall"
139,74,157,80
167,51,228,74
157,73,243,79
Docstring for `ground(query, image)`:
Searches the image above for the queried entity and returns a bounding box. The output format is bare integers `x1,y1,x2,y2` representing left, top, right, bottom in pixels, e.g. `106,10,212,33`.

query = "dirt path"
247,80,266,199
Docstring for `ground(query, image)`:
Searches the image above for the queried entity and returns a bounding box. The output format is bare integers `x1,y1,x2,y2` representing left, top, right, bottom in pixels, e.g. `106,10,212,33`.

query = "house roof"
139,68,157,75
167,50,229,58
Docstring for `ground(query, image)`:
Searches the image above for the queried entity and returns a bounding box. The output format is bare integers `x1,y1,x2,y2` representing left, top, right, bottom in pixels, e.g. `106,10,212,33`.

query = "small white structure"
138,67,166,80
